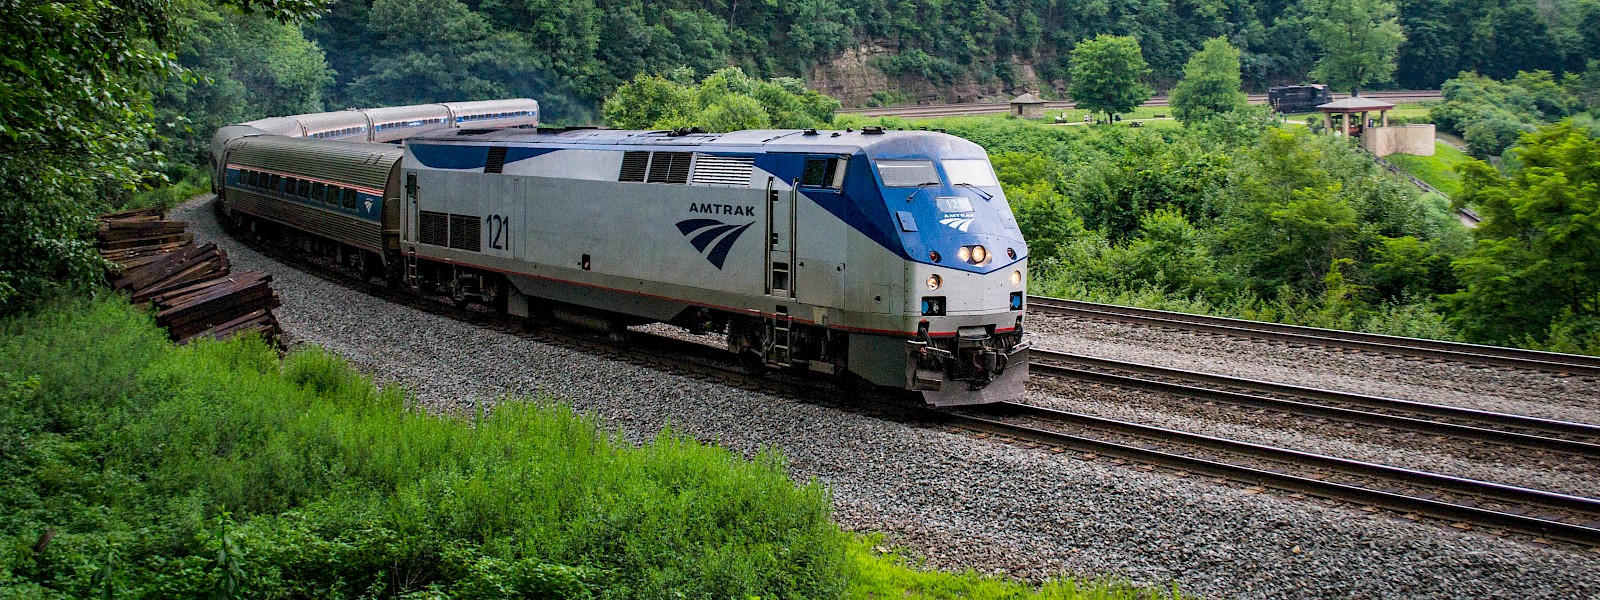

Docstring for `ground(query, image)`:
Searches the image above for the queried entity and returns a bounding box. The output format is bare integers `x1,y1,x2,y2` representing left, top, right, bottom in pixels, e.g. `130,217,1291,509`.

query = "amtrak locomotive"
213,104,1030,405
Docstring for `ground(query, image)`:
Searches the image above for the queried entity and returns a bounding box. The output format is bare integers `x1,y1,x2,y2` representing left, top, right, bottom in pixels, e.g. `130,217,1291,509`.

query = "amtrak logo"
676,218,754,269
939,215,976,232
363,199,374,213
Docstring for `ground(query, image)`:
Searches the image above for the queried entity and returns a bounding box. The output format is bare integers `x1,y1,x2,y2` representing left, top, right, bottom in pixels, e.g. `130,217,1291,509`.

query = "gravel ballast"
180,197,1600,598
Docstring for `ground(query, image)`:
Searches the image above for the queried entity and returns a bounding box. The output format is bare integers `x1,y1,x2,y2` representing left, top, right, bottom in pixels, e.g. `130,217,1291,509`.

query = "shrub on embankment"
0,296,846,598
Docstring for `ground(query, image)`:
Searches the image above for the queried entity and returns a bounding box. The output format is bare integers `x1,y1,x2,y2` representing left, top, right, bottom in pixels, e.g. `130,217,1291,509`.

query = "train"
1267,85,1333,113
210,101,1030,406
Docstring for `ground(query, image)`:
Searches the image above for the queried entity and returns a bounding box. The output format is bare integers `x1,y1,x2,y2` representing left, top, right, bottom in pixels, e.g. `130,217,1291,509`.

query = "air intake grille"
449,214,481,251
618,151,649,182
647,152,692,184
691,154,754,186
484,146,508,173
419,211,448,246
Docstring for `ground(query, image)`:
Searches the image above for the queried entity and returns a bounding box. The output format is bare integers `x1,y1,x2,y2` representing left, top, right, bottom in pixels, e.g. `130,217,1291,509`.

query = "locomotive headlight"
956,246,971,263
926,274,942,290
972,245,989,264
1011,270,1022,287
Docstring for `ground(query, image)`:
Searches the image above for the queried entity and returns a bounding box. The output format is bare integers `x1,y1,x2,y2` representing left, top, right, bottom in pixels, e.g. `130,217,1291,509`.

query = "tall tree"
1169,36,1248,125
1306,0,1406,95
1067,34,1154,123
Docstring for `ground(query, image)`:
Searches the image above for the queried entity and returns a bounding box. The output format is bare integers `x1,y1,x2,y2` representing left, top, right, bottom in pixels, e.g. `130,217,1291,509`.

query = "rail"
1027,296,1600,376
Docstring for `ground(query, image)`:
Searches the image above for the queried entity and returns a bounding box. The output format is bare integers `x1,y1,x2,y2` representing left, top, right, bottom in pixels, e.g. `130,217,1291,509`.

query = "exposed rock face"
805,44,1055,107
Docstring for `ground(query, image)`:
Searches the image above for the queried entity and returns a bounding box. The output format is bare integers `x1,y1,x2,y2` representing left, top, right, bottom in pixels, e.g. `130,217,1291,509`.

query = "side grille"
484,146,508,173
691,154,754,186
618,151,649,182
647,152,692,184
419,211,448,246
449,213,481,251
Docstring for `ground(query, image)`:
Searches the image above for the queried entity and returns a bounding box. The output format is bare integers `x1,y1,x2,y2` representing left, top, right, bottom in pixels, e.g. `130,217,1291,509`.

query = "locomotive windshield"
876,159,939,187
943,159,999,187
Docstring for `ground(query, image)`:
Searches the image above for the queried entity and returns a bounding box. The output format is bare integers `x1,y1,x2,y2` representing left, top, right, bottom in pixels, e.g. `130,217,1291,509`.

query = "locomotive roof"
407,127,988,158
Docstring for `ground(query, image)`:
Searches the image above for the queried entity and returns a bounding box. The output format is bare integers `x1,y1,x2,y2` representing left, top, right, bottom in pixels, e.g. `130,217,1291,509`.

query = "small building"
1010,93,1047,119
1316,96,1435,157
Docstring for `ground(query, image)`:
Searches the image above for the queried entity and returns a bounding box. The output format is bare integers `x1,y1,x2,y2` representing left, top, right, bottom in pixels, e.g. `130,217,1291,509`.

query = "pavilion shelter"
1316,96,1396,137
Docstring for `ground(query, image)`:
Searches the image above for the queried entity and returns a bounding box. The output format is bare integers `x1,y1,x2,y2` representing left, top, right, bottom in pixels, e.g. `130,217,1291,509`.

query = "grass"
848,536,1180,599
0,296,845,598
1386,141,1471,198
0,297,1187,599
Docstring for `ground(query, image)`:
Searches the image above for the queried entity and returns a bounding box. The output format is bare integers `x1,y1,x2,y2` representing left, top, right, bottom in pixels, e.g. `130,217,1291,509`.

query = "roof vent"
457,128,497,135
803,128,818,135
862,126,886,134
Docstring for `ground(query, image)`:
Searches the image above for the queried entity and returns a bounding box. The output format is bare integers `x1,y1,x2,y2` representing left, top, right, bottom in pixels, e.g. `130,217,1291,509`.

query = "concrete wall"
1362,124,1436,157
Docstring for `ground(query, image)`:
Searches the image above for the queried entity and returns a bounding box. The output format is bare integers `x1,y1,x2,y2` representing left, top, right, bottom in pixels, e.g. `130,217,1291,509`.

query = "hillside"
292,0,1600,112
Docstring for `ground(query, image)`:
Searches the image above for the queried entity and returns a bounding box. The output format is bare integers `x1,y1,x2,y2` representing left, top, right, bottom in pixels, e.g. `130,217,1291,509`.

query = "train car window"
311,182,326,203
270,174,281,192
297,179,311,199
875,159,939,187
342,188,358,209
943,159,1000,187
801,158,840,188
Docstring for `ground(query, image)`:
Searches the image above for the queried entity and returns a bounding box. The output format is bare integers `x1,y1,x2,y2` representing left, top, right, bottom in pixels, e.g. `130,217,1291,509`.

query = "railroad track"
841,90,1442,118
1028,296,1600,377
209,200,1599,549
934,402,1600,546
1028,349,1600,457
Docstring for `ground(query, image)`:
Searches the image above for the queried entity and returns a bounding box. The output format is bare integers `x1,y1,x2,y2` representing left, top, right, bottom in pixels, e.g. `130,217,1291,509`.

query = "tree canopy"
1067,35,1154,122
1307,0,1406,95
1169,37,1248,126
603,67,839,132
0,0,326,313
1448,121,1600,345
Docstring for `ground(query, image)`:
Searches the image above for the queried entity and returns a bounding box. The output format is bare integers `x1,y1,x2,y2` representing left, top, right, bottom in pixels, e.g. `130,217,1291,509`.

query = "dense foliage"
603,67,840,131
0,298,847,597
1448,122,1600,351
1431,70,1594,157
283,0,1600,115
0,0,327,315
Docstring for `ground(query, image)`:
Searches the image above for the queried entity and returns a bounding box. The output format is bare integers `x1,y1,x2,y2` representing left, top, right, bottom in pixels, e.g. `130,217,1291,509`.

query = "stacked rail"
99,207,282,344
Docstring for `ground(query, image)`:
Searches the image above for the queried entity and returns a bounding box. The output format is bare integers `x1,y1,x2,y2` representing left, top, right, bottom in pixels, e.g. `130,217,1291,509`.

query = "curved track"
1029,296,1600,377
841,90,1443,118
937,402,1600,546
217,200,1599,549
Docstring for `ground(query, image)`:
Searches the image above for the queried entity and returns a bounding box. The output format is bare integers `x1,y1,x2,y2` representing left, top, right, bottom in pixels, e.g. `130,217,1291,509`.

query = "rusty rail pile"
98,207,282,344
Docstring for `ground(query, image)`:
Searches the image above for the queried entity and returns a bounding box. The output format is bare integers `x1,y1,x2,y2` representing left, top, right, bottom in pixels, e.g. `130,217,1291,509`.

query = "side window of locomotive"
875,159,939,187
942,159,1000,187
801,157,844,189
342,188,358,209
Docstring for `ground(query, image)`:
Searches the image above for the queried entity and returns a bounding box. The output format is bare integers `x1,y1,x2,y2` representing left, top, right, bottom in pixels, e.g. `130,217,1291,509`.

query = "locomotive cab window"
943,159,1000,188
801,157,846,189
876,159,939,187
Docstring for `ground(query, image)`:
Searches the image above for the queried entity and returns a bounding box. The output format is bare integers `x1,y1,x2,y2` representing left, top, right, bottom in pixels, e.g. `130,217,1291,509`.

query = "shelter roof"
1009,93,1046,105
1317,96,1396,112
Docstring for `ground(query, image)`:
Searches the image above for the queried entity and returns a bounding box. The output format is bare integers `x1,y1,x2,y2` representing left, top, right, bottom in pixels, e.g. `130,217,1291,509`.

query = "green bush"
0,297,847,598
